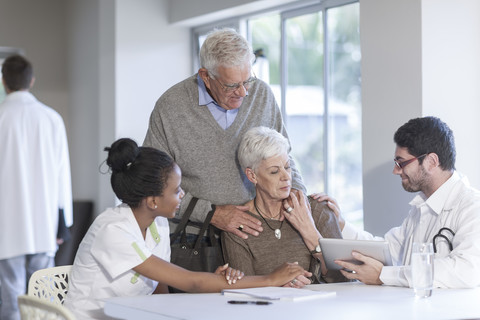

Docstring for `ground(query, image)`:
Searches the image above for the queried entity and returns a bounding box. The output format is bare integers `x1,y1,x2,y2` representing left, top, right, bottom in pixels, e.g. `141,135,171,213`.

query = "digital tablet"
319,238,393,270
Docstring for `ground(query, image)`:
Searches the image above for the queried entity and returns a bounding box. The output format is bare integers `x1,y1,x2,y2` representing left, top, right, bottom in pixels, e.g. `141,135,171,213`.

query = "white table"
104,282,480,320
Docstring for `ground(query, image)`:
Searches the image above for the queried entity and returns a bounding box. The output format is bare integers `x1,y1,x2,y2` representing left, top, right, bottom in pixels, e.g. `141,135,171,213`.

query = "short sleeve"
91,222,153,279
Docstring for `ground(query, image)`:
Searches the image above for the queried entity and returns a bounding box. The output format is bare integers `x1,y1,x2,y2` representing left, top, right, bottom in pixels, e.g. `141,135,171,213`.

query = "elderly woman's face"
254,153,292,200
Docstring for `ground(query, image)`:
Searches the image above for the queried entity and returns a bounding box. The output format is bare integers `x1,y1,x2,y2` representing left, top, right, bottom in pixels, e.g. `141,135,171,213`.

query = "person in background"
0,54,73,320
64,138,310,320
333,117,480,288
143,28,306,248
222,127,347,286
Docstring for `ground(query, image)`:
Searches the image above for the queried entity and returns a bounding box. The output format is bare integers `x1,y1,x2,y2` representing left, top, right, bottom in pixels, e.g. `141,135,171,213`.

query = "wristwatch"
310,244,321,255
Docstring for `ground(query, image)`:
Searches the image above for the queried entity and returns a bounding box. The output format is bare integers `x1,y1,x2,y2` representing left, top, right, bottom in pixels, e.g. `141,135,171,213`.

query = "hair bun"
104,138,140,173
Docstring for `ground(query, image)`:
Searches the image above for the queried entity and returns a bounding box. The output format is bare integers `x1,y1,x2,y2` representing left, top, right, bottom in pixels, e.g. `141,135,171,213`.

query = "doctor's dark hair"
394,116,456,171
104,138,175,208
1,54,33,91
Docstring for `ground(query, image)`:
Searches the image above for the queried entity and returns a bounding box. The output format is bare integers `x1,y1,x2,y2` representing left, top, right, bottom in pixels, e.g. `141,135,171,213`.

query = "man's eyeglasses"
394,154,427,169
211,74,257,93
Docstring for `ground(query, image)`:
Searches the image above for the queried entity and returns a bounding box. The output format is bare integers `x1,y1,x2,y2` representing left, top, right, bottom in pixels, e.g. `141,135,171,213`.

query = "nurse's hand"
214,263,244,285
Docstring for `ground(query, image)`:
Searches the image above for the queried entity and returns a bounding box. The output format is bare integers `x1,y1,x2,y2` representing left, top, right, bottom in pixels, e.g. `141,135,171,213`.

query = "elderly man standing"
334,116,480,288
143,28,305,255
0,55,73,320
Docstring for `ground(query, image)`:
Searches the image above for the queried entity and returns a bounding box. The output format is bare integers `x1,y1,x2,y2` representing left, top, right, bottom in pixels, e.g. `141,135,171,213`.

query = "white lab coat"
343,171,480,288
64,204,171,320
0,91,72,260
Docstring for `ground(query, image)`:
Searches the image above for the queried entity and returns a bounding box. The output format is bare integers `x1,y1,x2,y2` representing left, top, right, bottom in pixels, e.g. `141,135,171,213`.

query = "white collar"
409,171,459,215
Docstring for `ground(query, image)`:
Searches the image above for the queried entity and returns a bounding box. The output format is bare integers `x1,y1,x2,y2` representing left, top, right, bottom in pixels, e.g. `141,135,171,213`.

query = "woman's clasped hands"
215,262,311,288
215,263,244,285
282,273,312,288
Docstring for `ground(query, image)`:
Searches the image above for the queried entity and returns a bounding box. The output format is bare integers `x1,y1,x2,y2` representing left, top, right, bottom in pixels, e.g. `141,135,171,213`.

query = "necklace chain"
254,198,284,233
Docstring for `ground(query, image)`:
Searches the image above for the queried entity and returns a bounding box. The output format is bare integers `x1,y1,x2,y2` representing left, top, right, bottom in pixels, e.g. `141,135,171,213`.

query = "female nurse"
64,138,310,320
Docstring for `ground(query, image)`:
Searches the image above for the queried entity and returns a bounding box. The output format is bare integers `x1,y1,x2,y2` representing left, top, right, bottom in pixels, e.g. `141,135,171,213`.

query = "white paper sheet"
222,286,336,301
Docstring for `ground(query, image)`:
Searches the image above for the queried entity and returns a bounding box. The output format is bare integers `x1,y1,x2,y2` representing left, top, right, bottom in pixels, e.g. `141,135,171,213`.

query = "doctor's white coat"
0,91,72,260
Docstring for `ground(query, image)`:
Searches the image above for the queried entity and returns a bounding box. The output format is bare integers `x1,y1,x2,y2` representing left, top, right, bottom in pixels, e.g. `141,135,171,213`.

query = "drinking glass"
411,242,434,298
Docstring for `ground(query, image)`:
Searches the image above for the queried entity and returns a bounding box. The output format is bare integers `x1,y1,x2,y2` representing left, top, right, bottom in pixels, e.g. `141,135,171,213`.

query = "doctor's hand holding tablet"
320,238,434,298
319,238,392,285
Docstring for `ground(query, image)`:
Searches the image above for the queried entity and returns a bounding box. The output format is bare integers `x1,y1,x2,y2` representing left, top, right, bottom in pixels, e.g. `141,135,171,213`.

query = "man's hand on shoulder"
210,204,263,239
309,192,345,231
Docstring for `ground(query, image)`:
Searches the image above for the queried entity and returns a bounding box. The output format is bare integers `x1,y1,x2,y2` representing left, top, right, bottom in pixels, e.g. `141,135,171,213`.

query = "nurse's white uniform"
64,204,170,320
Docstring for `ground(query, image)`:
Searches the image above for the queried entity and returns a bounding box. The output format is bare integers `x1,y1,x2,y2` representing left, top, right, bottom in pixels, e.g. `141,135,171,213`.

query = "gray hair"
238,127,290,172
200,28,255,77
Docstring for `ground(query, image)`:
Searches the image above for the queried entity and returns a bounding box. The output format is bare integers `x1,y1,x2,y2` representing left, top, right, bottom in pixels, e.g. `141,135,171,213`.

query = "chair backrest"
18,294,76,320
28,265,72,305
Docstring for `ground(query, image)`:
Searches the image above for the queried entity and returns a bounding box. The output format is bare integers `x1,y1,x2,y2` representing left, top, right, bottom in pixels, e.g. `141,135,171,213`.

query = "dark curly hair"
394,116,455,171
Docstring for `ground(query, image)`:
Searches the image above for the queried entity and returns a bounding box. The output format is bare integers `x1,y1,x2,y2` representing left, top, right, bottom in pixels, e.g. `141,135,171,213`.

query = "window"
193,1,362,226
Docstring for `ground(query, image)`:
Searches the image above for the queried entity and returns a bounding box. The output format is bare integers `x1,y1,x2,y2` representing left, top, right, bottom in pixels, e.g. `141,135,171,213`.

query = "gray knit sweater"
143,74,305,225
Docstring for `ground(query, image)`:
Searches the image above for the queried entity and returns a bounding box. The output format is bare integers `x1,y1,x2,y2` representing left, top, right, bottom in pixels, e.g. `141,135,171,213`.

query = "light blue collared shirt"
197,74,239,130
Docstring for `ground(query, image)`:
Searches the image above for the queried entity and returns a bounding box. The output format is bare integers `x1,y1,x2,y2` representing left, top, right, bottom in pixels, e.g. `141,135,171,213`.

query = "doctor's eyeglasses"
394,154,427,169
433,227,455,253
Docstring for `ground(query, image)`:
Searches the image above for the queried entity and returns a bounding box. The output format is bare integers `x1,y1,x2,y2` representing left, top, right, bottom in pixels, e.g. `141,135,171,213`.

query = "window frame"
191,0,362,223
279,0,359,193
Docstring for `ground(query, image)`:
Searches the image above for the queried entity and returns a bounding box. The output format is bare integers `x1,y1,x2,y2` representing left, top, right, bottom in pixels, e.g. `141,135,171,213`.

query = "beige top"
221,199,347,283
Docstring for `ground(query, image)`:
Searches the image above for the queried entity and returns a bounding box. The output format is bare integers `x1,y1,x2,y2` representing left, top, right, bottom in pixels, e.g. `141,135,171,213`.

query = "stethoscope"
403,226,455,265
432,227,455,253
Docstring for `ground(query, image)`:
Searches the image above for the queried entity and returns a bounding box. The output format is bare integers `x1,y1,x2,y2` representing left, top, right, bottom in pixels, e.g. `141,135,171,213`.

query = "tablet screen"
319,238,393,270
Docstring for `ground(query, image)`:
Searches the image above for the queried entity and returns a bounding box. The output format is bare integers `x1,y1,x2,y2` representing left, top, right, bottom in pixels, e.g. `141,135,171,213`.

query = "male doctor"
0,55,73,320
333,117,480,288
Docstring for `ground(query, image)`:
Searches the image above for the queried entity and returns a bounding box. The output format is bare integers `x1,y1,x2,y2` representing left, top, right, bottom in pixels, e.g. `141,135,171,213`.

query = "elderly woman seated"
222,126,346,286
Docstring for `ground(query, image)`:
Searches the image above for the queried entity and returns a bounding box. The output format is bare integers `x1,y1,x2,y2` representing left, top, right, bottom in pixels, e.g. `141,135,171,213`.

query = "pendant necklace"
254,197,283,240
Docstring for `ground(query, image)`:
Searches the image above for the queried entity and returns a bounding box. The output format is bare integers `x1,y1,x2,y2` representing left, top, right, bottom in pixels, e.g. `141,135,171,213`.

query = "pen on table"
228,300,272,305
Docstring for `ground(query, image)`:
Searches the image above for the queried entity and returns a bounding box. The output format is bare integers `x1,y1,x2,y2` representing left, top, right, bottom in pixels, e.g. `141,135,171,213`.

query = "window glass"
250,14,280,85
284,11,326,194
327,3,362,225
194,2,362,226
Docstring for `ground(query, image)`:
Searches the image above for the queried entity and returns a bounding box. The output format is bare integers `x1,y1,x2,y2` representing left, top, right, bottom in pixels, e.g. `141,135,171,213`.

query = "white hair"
238,126,290,172
200,28,255,77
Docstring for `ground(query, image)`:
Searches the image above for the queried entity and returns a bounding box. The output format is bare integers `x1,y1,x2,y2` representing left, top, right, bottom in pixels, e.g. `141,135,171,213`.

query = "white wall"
168,0,299,26
115,0,190,144
360,0,480,234
361,0,423,234
361,0,480,235
0,0,69,128
97,0,117,212
66,0,102,212
422,0,480,188
67,0,191,213
2,0,480,229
